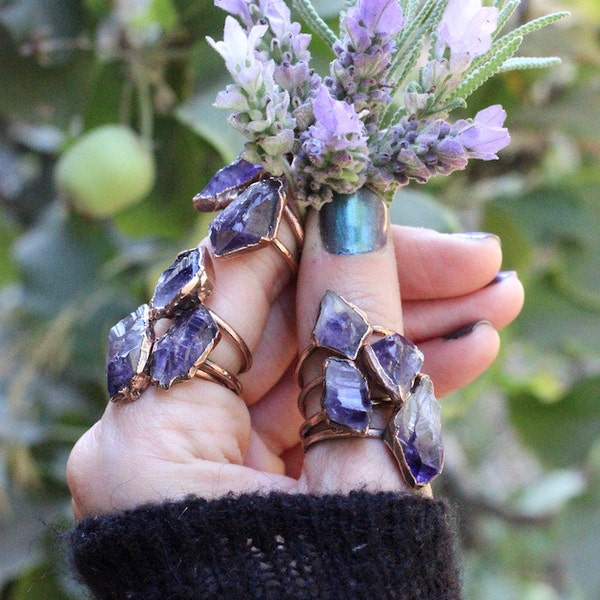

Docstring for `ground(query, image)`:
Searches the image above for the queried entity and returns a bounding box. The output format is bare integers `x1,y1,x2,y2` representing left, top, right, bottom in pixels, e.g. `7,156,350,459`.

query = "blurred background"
0,0,598,598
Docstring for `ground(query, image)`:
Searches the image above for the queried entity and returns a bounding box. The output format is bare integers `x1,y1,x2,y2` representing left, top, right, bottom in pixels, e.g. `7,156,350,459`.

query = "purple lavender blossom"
215,0,319,116
344,0,405,51
435,0,498,71
327,0,405,134
207,16,295,174
369,105,509,192
214,0,253,27
292,85,369,208
207,17,267,95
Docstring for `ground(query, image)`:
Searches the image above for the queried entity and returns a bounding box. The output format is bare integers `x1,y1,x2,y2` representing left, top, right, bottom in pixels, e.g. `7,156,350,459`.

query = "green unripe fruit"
55,124,156,218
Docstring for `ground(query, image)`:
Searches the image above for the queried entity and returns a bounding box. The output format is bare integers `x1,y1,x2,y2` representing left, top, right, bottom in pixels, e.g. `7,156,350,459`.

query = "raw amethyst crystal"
209,178,285,256
151,304,219,389
313,290,371,359
106,304,153,402
150,246,215,319
363,333,424,403
385,374,444,487
323,357,372,433
193,157,263,212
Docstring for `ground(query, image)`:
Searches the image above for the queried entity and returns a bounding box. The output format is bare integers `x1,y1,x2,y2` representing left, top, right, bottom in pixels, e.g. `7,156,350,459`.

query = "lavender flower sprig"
208,0,568,208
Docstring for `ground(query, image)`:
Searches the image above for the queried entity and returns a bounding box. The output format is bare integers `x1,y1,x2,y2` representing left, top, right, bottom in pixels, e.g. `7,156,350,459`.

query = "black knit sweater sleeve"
69,491,461,600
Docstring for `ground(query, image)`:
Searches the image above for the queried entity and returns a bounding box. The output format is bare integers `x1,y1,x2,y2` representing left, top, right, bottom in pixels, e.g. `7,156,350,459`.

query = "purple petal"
214,0,253,27
458,105,510,159
436,0,498,61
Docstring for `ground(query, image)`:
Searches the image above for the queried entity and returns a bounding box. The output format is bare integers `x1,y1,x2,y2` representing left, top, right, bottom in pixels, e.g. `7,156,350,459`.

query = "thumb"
297,187,437,495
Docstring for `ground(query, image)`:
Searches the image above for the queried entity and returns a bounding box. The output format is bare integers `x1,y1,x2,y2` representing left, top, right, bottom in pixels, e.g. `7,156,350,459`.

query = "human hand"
67,196,523,518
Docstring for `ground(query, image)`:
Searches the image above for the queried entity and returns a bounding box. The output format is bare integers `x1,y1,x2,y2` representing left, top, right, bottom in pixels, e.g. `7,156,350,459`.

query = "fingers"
296,190,410,494
239,284,297,404
68,191,303,516
246,224,523,484
402,270,524,342
394,227,524,398
392,227,502,300
419,322,500,397
202,209,299,377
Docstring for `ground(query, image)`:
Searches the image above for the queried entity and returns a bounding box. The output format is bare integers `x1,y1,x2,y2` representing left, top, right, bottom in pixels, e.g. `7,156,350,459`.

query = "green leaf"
516,272,600,357
556,236,600,311
389,188,461,232
11,203,116,315
512,77,600,148
508,376,600,469
0,215,18,285
483,178,598,255
513,470,586,516
481,204,533,272
82,60,128,130
176,83,245,163
148,0,178,29
556,484,600,599
292,0,338,46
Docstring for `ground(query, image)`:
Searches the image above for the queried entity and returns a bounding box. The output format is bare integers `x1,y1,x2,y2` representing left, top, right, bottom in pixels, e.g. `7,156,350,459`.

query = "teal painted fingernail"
319,187,388,255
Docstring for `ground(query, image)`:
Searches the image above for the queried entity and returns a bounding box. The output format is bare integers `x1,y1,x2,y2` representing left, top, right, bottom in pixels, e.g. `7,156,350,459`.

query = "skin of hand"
67,213,524,519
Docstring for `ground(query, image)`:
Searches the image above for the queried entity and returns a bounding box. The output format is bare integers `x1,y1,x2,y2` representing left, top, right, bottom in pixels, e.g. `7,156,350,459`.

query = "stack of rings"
105,161,303,403
296,290,445,489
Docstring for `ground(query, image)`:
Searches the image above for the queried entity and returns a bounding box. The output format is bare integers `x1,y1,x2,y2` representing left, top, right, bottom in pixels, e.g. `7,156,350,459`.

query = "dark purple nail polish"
442,320,493,341
487,270,517,286
452,232,501,244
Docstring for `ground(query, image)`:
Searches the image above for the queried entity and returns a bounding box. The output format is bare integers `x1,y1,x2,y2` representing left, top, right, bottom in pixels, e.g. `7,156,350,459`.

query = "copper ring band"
208,309,252,374
269,200,304,274
297,374,323,418
272,236,300,275
283,201,305,247
300,410,385,451
295,325,395,390
195,359,243,396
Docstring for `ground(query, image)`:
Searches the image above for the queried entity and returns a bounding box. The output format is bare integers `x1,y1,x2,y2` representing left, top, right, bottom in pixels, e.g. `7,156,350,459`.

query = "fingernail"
319,187,388,255
452,232,501,244
487,270,517,286
443,320,493,341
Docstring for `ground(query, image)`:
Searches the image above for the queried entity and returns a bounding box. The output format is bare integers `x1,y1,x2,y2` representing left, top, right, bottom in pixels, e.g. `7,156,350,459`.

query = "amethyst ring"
149,303,245,394
106,243,253,402
106,304,154,403
296,290,444,489
149,246,215,320
208,178,304,275
301,412,386,451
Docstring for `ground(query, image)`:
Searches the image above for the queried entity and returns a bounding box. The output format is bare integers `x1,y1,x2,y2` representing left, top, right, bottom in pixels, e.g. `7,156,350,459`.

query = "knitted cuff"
69,491,461,600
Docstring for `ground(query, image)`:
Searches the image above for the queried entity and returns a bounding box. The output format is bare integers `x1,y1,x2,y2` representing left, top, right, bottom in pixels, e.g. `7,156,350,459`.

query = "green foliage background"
0,0,598,598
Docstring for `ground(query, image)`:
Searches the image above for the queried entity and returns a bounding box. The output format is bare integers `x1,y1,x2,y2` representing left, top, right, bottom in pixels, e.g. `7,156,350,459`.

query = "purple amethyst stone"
106,304,152,402
313,290,370,359
387,375,444,486
363,333,424,403
209,178,284,256
193,157,263,212
150,246,215,318
151,304,219,389
323,357,372,433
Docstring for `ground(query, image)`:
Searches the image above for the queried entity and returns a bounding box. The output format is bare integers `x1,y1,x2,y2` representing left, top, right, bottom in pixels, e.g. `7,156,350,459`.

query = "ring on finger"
208,178,304,275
